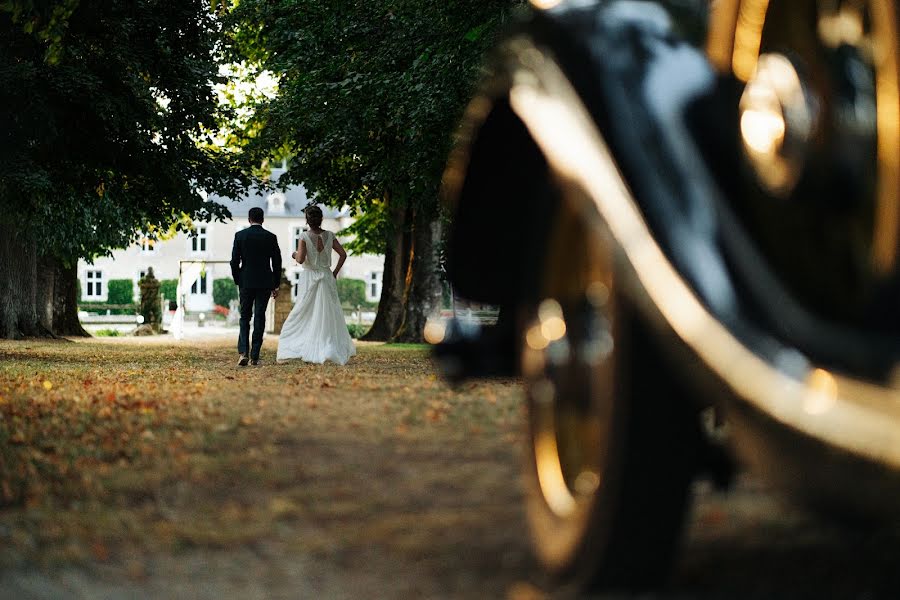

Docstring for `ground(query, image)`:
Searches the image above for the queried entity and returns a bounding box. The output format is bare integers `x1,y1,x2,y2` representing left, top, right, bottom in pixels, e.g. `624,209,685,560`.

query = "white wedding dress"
277,230,357,365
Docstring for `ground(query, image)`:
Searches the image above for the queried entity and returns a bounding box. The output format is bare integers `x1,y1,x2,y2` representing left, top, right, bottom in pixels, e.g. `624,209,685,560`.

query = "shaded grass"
380,343,430,351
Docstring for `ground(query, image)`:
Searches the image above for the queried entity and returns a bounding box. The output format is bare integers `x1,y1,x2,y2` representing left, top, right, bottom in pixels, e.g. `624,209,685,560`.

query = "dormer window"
267,192,286,215
140,234,156,255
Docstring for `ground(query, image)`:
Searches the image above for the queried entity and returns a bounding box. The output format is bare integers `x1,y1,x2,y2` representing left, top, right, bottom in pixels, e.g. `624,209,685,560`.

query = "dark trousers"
238,287,271,360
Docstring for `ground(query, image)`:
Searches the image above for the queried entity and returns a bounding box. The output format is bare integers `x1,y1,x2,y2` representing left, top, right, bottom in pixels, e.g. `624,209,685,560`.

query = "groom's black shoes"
238,354,250,367
250,359,260,366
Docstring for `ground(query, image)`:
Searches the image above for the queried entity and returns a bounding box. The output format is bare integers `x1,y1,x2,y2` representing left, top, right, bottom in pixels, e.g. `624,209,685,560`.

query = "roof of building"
208,168,350,220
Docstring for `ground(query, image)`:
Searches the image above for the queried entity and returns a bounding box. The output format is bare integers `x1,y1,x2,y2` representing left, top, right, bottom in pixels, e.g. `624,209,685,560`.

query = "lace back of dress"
306,230,331,269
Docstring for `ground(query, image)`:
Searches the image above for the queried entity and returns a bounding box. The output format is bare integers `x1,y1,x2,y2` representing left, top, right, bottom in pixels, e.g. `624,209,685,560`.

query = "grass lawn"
0,336,531,598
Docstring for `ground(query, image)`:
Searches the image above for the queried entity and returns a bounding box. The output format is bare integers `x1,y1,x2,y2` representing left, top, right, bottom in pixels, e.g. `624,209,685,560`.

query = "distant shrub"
93,329,121,337
337,279,374,308
213,305,230,318
159,279,178,303
346,323,369,339
107,279,134,305
213,279,239,308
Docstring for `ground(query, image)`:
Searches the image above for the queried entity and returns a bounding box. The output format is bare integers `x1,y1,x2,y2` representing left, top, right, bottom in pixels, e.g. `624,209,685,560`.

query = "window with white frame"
190,226,208,254
291,269,302,301
366,271,383,302
191,273,208,295
84,270,104,300
291,226,306,255
134,269,148,298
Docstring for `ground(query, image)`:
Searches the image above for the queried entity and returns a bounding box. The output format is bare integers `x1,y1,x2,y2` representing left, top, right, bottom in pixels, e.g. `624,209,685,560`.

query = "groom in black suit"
230,206,282,366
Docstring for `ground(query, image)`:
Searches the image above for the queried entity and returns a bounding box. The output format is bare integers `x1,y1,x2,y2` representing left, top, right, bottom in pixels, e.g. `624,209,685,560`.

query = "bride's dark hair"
304,204,323,228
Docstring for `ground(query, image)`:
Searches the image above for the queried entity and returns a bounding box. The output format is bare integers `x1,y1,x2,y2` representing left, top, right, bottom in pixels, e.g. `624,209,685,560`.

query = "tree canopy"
227,0,521,341
227,0,520,250
0,0,522,341
0,0,250,338
0,0,248,263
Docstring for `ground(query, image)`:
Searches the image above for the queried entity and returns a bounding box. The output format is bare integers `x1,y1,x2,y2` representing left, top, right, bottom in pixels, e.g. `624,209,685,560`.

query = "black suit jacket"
230,224,282,290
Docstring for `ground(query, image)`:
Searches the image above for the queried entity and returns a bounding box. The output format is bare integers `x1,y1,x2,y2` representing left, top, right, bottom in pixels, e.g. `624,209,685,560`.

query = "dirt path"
3,337,900,599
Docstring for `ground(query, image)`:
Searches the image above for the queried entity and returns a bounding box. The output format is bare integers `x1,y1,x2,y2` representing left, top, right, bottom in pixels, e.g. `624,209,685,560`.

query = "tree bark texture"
36,255,56,332
392,210,443,343
52,260,89,337
0,223,43,339
361,201,412,342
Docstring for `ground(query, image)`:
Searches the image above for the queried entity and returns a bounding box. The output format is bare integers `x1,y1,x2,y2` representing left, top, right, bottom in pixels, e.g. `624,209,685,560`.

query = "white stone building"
78,170,384,312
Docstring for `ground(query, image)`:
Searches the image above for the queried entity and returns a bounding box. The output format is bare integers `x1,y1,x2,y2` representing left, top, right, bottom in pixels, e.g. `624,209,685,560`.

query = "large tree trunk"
392,208,443,343
36,255,56,333
0,223,45,339
52,260,89,337
361,200,412,341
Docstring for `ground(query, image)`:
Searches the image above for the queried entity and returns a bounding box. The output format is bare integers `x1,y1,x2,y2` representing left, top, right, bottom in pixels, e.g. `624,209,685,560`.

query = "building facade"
78,171,384,312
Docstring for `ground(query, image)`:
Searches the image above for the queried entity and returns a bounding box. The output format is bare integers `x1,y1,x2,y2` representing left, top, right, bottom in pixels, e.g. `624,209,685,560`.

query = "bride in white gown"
277,205,357,365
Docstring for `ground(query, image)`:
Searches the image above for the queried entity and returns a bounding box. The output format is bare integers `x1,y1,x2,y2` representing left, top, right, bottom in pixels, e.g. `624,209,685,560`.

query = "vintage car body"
436,0,900,591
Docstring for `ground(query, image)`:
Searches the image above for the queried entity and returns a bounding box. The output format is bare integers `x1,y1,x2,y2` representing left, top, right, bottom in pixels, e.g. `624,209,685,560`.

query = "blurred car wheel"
520,188,700,591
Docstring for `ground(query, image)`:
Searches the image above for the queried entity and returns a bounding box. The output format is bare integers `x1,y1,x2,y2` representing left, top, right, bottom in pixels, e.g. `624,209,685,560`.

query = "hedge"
79,302,138,316
346,323,369,339
107,279,134,305
213,278,239,307
159,279,178,302
337,278,374,308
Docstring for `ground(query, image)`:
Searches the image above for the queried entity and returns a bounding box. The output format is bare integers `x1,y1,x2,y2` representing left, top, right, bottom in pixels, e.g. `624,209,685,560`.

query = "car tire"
521,235,700,592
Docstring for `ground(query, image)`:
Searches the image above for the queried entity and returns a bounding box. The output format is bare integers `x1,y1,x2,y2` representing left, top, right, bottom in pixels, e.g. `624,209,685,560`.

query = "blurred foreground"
0,339,899,598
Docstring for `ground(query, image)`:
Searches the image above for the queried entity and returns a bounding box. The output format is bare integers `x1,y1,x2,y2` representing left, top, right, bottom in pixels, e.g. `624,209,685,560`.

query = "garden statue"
139,267,162,333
